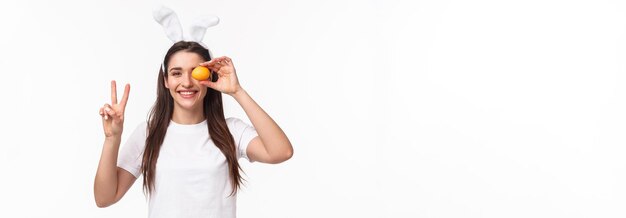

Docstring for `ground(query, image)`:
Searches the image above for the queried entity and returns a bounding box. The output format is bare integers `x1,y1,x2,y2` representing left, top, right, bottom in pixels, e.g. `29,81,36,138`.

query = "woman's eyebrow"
169,67,182,71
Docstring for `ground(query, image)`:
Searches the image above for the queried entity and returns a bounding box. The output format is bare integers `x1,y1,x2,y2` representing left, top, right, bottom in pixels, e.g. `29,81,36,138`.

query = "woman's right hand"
99,80,130,138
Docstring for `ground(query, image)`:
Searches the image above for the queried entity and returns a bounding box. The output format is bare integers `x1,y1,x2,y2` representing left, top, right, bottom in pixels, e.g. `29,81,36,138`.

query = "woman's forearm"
231,88,293,159
93,136,121,207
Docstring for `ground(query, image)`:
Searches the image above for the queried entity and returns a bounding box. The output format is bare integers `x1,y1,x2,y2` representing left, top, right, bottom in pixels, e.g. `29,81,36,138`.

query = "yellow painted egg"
191,66,211,81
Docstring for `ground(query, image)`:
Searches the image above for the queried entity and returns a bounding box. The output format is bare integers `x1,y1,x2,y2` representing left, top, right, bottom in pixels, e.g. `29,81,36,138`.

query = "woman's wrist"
104,134,122,142
229,86,247,99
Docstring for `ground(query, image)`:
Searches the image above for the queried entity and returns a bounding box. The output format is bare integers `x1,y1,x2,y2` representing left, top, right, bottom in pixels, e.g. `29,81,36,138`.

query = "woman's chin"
174,100,202,111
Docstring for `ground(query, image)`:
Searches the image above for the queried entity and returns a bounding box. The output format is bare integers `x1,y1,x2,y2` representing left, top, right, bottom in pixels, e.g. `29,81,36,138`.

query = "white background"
0,0,625,217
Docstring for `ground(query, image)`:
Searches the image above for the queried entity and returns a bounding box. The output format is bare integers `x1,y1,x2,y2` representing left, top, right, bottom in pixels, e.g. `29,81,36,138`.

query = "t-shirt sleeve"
226,117,259,163
116,122,147,178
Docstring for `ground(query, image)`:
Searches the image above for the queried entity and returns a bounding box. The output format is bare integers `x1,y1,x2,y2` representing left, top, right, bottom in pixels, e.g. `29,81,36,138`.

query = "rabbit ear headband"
153,5,219,74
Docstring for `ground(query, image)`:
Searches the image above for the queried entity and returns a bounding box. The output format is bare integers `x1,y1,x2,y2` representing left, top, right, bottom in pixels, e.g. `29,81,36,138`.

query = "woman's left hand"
198,56,242,95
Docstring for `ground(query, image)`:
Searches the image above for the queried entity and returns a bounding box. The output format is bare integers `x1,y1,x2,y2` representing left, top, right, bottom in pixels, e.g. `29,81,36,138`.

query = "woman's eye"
172,72,181,76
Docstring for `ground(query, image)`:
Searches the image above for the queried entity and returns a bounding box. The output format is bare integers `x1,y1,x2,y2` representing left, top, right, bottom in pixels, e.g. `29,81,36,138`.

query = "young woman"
93,41,293,217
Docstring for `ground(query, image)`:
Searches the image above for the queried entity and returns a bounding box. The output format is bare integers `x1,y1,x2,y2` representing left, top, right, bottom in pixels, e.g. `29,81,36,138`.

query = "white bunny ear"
153,5,183,42
185,15,220,44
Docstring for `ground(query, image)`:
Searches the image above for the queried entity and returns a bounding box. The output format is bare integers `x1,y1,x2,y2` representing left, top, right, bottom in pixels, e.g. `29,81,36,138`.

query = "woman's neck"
171,106,205,124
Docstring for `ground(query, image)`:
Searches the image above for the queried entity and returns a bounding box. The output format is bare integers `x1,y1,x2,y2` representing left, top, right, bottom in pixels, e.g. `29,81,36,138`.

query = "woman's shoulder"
121,121,149,149
225,117,241,123
225,117,251,129
225,117,248,126
136,120,149,130
128,121,149,138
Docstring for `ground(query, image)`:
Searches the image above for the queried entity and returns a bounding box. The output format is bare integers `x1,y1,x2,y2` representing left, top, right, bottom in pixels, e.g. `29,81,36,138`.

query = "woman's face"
164,51,208,112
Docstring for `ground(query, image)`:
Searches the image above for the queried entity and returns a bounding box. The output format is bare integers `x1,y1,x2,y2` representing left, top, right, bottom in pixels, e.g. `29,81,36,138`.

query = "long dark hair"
141,41,244,197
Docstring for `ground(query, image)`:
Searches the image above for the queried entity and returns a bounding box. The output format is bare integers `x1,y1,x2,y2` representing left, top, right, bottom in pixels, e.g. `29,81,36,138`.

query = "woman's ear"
164,76,169,89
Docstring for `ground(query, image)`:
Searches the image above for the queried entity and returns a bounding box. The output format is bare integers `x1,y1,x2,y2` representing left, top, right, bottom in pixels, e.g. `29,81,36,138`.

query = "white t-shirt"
117,117,258,218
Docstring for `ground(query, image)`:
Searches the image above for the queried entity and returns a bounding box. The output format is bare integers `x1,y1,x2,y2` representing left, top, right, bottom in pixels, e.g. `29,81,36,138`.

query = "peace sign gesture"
99,80,130,138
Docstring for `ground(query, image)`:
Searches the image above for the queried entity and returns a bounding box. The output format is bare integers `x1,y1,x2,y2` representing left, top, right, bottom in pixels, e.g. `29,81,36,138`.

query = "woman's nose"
181,71,193,87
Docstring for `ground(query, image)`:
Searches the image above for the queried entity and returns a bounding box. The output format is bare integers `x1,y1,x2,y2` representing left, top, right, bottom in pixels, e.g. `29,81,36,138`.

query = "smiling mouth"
177,90,198,98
